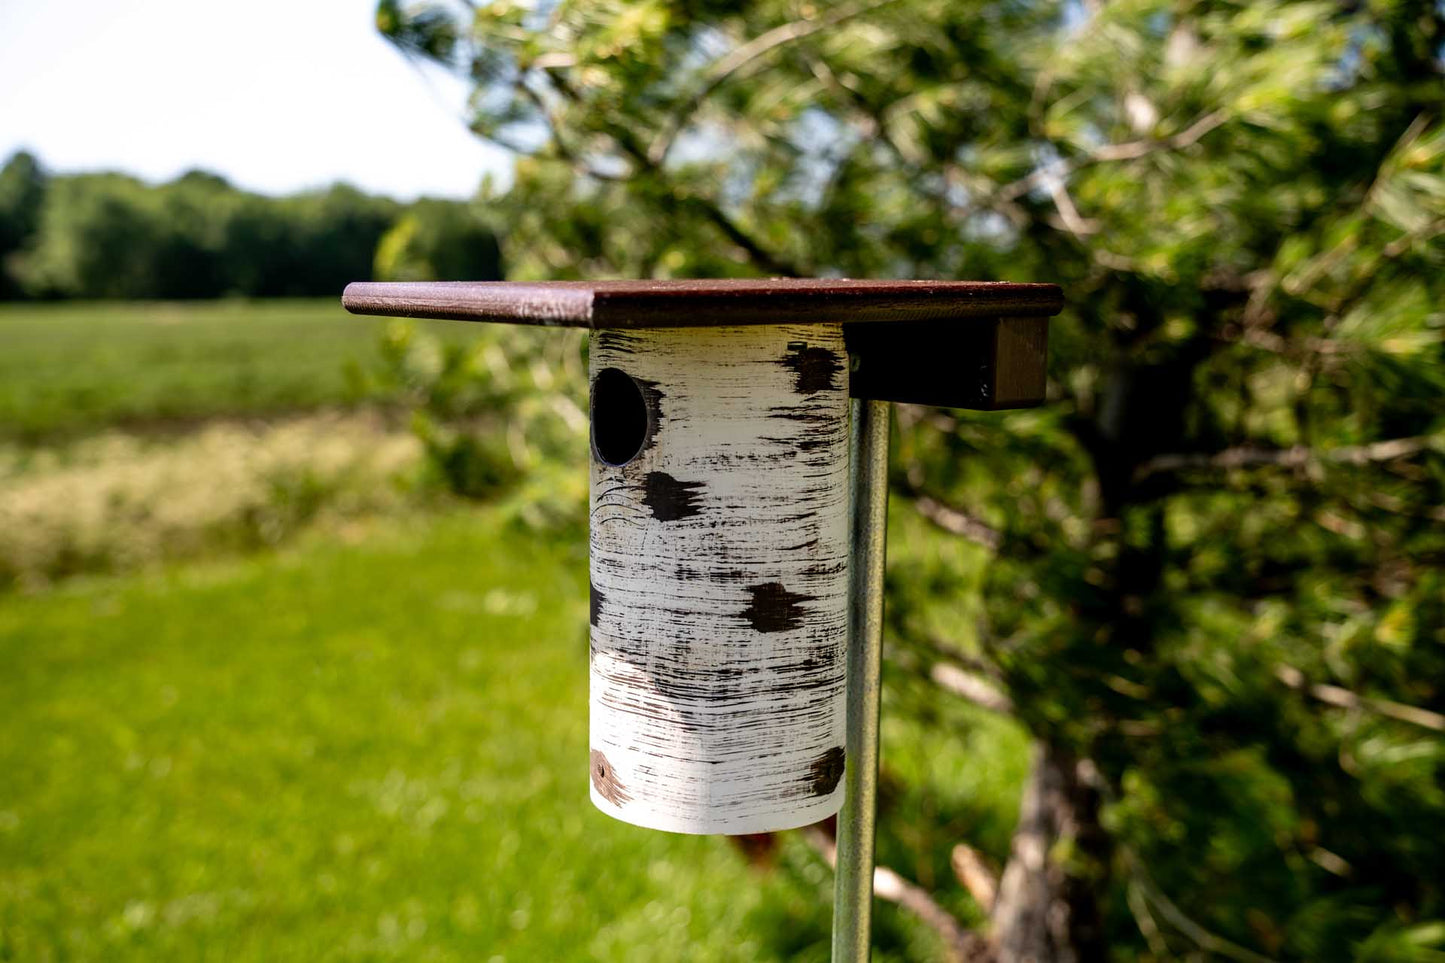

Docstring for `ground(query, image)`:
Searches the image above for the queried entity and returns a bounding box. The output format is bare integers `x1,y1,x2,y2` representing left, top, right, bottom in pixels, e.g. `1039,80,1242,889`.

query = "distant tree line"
0,150,502,300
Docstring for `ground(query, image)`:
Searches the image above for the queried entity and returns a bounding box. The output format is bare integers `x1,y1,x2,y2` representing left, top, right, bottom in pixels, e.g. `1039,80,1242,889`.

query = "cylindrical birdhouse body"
588,324,850,834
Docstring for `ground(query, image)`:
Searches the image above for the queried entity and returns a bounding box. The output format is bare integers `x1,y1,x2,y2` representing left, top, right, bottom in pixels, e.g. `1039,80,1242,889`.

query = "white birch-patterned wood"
588,323,850,835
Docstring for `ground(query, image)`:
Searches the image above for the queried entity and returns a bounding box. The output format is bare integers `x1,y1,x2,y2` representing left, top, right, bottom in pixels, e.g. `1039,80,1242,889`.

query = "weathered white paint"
588,323,851,835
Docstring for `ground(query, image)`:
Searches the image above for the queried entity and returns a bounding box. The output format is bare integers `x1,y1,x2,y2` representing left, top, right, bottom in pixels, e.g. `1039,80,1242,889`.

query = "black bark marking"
792,647,839,674
805,746,846,797
637,378,665,454
780,341,844,395
589,580,604,627
590,749,631,807
742,582,815,633
766,405,834,425
595,331,639,354
642,472,705,521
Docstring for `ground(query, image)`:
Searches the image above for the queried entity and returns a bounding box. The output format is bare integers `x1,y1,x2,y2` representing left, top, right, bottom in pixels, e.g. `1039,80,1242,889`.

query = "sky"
0,0,512,200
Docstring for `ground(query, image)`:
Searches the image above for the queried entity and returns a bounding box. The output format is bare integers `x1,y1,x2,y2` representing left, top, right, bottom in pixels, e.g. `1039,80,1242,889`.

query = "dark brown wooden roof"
341,279,1063,328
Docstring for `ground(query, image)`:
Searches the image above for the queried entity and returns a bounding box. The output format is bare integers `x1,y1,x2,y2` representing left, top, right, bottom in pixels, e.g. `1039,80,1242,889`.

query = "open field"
0,300,471,443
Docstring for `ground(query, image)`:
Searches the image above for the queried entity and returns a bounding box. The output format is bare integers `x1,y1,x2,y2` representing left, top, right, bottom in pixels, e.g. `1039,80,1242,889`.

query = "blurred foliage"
379,0,1445,958
0,151,45,298
0,156,503,300
0,412,423,592
364,317,589,512
374,197,504,282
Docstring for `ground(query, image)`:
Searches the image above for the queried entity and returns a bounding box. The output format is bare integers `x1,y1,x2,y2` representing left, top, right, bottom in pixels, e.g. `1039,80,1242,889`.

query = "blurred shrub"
374,198,503,282
366,319,588,514
0,150,46,298
0,413,422,590
14,172,167,299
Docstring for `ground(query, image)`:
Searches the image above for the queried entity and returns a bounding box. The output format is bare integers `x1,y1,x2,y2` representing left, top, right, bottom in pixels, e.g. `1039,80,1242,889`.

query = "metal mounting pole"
833,398,891,962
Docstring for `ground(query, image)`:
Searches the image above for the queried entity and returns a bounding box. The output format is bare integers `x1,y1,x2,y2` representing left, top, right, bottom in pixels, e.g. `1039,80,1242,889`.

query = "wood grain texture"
342,278,1063,328
990,316,1050,408
588,324,849,834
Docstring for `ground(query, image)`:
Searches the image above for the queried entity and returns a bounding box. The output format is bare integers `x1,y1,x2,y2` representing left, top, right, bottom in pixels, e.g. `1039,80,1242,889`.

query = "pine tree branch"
1231,116,1443,341
515,80,629,183
1275,665,1445,732
1281,119,1443,314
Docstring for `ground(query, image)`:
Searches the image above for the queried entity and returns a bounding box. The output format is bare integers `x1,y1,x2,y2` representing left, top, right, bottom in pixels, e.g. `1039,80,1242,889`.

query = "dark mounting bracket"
845,316,1049,410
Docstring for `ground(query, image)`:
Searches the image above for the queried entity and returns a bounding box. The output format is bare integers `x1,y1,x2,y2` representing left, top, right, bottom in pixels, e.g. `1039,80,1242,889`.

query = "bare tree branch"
1080,760,1280,963
515,80,630,183
686,196,802,276
1045,177,1101,237
1276,665,1445,732
932,663,1015,715
1126,881,1171,958
1124,852,1278,963
804,827,995,962
919,634,1009,681
951,844,999,914
1134,435,1433,482
909,491,1003,551
995,110,1227,206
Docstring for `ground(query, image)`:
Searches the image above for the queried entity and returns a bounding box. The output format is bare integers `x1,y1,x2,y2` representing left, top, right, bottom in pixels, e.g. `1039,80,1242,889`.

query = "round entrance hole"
591,367,649,466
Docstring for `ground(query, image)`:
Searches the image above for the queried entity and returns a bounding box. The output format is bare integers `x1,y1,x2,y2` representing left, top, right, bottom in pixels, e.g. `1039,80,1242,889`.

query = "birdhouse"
586,321,851,834
343,279,1061,836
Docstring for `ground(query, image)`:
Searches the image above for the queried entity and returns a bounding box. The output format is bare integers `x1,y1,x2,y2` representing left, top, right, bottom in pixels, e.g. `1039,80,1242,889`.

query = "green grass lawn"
0,300,471,443
0,509,853,962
